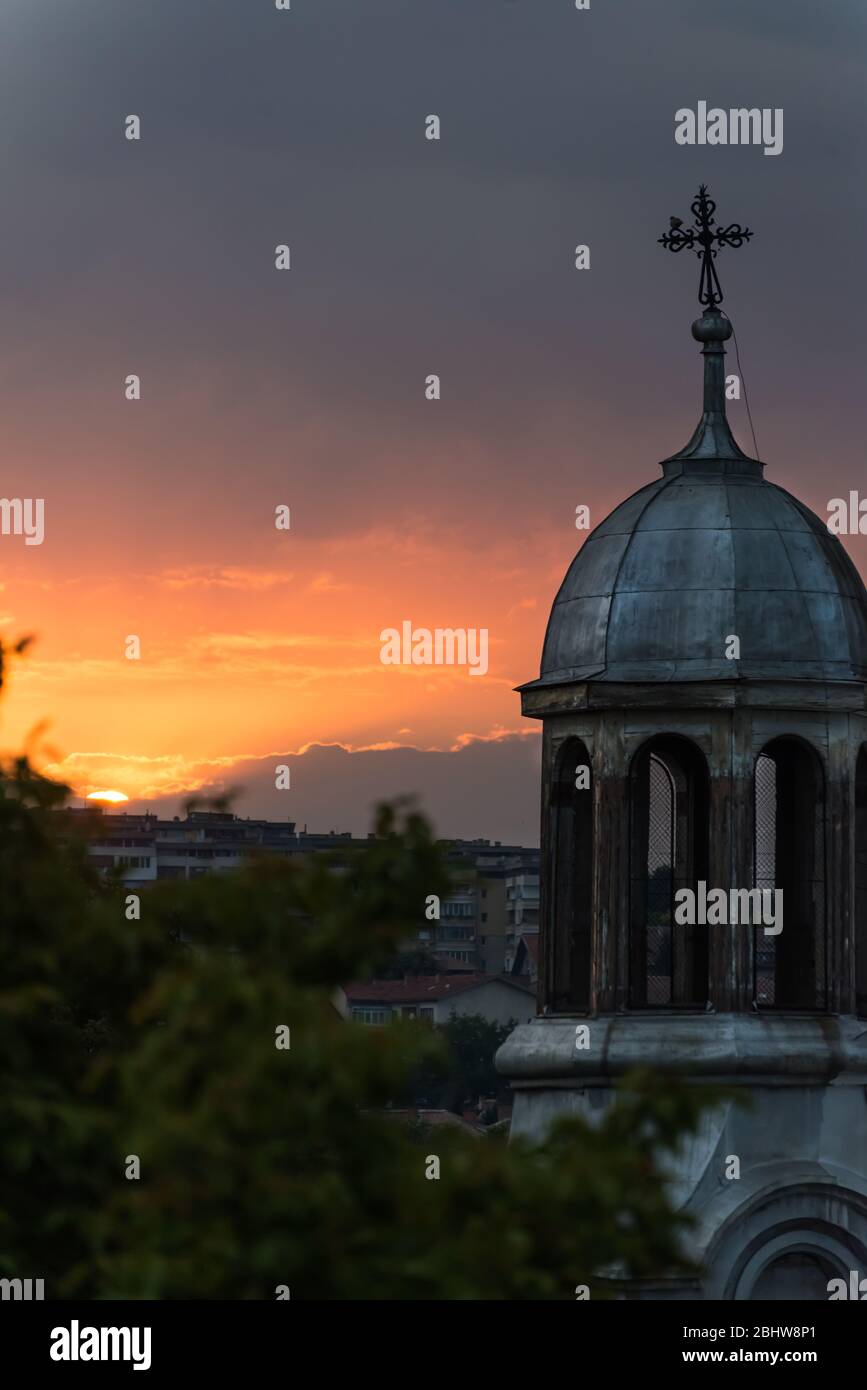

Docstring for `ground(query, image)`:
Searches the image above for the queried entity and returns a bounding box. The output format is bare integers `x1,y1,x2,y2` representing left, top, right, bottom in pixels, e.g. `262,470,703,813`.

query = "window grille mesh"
754,752,776,1006
646,754,674,1005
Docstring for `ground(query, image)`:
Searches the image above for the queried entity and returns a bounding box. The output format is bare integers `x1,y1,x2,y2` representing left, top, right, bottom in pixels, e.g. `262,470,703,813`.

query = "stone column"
708,707,736,1011
727,705,755,1012
594,711,628,1013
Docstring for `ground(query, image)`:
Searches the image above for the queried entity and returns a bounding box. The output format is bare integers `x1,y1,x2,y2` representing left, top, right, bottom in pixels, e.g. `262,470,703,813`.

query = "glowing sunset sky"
0,0,865,841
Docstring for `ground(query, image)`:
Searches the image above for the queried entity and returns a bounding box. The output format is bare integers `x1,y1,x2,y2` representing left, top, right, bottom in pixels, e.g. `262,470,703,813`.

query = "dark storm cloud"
126,733,543,846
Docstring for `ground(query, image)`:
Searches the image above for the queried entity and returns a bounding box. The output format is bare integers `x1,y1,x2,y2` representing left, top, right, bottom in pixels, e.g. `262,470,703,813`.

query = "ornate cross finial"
658,185,753,310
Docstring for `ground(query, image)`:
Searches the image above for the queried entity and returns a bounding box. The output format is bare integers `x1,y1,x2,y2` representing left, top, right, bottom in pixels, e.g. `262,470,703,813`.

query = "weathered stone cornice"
519,680,867,720
496,1014,867,1088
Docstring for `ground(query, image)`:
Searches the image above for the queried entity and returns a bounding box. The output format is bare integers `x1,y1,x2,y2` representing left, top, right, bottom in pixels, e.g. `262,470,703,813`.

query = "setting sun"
85,789,130,805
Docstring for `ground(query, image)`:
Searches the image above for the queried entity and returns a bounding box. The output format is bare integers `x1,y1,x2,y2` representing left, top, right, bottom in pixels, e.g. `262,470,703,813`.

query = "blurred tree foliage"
379,946,441,979
0,640,717,1300
408,1014,516,1112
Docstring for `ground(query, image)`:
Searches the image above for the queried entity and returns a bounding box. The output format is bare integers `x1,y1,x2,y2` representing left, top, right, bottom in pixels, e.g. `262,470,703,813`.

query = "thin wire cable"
723,309,760,461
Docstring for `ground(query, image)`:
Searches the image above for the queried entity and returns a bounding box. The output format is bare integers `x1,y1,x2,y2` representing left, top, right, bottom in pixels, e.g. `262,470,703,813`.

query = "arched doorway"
749,1249,841,1300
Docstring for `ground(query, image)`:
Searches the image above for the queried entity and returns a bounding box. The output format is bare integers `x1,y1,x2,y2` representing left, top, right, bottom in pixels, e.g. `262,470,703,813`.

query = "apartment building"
59,812,540,978
504,868,540,970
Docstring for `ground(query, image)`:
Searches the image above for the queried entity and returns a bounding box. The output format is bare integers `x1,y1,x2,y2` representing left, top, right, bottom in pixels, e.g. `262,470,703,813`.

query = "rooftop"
345,974,535,1004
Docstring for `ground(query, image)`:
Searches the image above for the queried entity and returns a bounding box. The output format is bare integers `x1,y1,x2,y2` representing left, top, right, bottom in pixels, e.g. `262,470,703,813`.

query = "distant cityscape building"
504,868,540,966
57,809,540,982
344,974,535,1028
511,933,539,985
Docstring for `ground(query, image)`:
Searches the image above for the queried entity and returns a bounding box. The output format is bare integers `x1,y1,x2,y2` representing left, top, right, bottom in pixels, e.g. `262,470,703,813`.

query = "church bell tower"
497,187,867,1300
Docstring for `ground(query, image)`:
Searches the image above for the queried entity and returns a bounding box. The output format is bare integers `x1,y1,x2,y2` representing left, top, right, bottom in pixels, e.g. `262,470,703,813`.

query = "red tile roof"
345,973,532,1004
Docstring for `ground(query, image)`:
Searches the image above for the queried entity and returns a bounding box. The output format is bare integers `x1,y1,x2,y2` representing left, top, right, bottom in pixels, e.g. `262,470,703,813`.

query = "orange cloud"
0,523,566,809
155,567,295,592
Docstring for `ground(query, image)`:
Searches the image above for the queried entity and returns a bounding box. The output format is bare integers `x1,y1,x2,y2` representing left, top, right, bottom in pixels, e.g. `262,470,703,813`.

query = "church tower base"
498,1014,867,1300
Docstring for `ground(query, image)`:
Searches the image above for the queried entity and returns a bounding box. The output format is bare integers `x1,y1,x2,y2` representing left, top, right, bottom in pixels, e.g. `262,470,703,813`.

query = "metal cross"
658,185,753,310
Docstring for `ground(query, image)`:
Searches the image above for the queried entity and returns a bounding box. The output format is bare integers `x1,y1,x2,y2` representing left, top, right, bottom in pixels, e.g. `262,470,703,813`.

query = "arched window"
753,738,825,1010
856,747,867,1018
629,736,709,1007
550,738,593,1011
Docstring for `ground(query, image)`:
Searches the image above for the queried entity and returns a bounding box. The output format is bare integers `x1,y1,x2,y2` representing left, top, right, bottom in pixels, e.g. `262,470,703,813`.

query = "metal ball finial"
692,309,732,343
